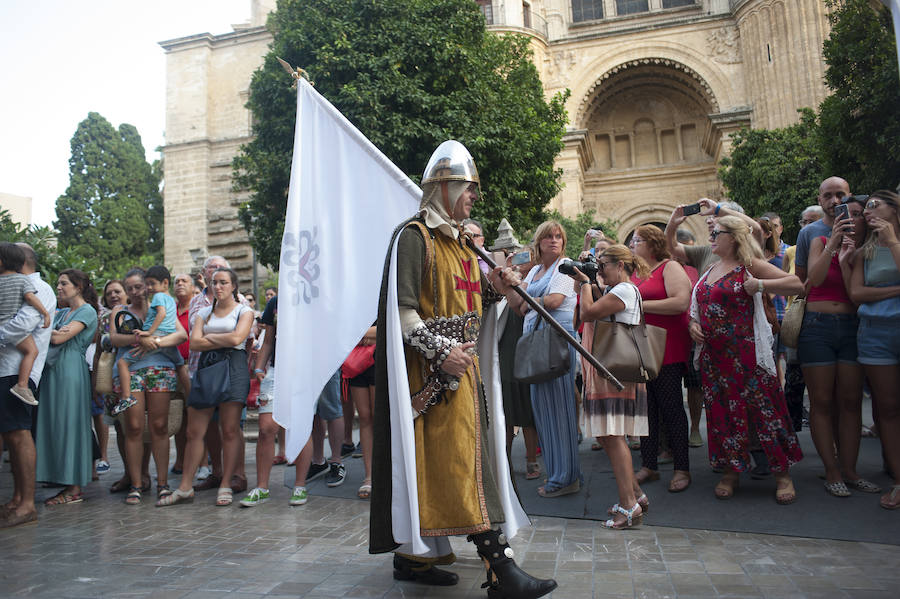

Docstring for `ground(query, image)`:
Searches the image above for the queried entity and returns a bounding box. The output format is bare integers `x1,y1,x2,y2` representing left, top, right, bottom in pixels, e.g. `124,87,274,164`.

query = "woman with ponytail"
158,267,254,507
36,269,99,505
689,216,804,505
569,245,650,529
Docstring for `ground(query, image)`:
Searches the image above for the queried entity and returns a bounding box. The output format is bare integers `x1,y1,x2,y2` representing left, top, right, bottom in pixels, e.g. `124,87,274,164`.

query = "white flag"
884,1,900,78
274,78,420,459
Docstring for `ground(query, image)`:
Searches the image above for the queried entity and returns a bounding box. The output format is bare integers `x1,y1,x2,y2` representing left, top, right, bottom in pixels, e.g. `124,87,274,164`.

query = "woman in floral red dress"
689,215,804,504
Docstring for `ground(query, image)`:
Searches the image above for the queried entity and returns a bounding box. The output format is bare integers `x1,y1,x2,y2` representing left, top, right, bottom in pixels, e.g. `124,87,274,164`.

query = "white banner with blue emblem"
274,78,420,459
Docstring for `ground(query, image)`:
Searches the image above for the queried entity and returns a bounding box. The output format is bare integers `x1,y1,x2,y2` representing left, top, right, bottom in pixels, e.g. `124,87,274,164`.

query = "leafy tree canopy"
55,112,163,281
719,109,824,244
234,0,569,267
518,211,618,260
819,0,900,194
1,209,100,283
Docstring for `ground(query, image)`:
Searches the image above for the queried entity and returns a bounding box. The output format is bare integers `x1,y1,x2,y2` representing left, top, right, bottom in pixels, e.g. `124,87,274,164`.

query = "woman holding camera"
803,196,878,497
849,190,900,509
507,220,582,498
569,245,649,528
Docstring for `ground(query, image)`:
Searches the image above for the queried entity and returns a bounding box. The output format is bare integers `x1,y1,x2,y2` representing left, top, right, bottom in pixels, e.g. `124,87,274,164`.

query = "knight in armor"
368,140,557,598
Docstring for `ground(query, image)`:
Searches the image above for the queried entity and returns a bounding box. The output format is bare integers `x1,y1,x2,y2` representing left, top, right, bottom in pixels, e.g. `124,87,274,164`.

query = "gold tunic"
399,222,503,536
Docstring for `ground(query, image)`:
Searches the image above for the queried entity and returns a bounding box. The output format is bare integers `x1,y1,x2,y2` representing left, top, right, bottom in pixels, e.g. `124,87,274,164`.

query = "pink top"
631,260,691,365
807,236,851,304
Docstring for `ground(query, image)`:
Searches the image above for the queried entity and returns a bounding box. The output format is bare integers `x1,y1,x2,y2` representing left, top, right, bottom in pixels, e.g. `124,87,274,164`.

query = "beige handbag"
94,351,116,395
140,398,184,444
780,297,806,349
590,284,667,383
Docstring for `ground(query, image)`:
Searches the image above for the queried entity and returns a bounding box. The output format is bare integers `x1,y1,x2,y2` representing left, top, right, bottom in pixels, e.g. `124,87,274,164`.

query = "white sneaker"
196,465,212,481
11,385,38,406
289,486,308,506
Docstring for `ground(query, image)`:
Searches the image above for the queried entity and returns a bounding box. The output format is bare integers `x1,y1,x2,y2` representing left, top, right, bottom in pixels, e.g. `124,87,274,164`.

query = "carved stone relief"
707,27,742,64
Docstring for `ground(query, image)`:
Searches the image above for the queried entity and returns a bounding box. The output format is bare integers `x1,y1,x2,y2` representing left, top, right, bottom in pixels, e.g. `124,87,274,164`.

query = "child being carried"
111,265,189,415
0,243,51,406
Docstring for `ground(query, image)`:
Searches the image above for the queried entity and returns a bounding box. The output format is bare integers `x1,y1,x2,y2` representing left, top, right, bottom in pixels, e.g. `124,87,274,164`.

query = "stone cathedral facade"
161,0,832,279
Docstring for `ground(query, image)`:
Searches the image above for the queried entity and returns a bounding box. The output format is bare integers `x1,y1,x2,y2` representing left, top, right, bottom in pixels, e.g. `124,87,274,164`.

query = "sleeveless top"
806,237,851,304
860,245,900,319
631,260,690,365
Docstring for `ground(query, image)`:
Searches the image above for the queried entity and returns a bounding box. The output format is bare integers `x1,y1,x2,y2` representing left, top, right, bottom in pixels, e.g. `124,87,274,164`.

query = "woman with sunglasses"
689,216,803,504
569,245,650,528
802,196,879,498
849,190,900,510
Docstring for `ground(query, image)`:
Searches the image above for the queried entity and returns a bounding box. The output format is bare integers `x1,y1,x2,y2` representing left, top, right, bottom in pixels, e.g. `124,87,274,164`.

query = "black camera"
559,254,599,283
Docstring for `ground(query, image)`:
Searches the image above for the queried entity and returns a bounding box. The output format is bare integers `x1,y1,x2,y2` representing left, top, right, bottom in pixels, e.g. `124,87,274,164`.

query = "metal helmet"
421,140,480,186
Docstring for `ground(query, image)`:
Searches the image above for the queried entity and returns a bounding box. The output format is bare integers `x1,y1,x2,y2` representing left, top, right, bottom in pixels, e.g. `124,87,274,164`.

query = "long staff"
465,236,624,391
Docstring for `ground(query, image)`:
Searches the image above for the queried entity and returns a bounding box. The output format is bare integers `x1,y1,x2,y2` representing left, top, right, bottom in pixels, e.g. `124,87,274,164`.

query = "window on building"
662,0,695,8
523,1,531,29
572,0,603,23
616,0,649,15
476,0,493,24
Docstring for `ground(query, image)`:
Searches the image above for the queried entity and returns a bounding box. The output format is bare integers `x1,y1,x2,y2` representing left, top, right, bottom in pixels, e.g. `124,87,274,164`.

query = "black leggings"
641,362,690,472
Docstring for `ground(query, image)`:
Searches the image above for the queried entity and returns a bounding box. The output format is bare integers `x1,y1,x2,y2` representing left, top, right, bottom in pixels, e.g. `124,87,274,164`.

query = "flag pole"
464,234,625,391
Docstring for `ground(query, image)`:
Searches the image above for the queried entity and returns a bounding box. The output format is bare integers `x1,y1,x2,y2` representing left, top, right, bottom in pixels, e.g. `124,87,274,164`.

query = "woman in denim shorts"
849,190,900,510
799,196,878,497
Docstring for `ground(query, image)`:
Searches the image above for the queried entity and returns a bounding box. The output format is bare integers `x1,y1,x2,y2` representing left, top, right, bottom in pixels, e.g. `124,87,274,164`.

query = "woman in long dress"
689,216,804,504
36,269,99,505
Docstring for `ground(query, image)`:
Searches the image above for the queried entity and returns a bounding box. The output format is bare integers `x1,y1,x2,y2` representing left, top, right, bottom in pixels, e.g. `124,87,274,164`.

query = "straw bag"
94,351,116,395
141,398,184,443
780,298,806,349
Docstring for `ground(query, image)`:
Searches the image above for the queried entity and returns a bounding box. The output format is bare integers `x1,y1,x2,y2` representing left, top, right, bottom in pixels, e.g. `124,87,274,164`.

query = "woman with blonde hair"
689,216,804,504
507,221,582,497
569,245,650,528
849,190,900,509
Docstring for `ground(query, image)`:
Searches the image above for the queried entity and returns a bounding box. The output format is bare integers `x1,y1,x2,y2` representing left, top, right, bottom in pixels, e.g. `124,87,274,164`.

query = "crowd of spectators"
2,175,899,529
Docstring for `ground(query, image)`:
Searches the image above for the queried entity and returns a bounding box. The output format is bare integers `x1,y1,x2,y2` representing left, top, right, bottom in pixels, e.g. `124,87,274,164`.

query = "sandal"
272,455,287,465
602,503,642,530
627,436,641,450
156,488,194,507
125,486,142,505
358,480,372,499
537,480,580,498
824,480,851,497
715,473,739,500
775,476,797,505
591,439,603,451
157,485,173,500
880,485,900,510
635,468,660,484
668,472,691,493
525,462,541,480
608,493,649,516
845,478,882,493
216,487,233,506
45,491,84,506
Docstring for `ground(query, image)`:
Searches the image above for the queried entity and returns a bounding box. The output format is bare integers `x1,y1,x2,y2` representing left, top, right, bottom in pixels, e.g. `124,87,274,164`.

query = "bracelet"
714,204,721,216
757,280,764,294
829,248,838,256
254,368,265,374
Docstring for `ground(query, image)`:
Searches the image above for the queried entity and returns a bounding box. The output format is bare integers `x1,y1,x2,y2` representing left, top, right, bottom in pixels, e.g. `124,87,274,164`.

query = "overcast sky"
0,0,252,227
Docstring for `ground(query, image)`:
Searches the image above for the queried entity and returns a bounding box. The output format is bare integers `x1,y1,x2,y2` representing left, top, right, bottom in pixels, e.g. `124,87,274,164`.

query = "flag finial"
276,57,313,88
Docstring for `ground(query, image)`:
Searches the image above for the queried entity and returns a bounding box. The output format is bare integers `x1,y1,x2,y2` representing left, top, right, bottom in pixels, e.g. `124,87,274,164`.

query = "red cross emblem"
454,257,481,311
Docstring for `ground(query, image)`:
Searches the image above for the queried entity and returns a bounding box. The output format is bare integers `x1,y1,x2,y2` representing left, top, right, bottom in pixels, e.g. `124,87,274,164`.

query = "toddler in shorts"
111,265,188,414
0,242,51,406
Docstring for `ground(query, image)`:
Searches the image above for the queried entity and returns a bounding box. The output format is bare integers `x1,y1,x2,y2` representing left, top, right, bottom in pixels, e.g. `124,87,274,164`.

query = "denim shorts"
258,369,275,415
315,369,343,421
857,317,900,366
797,312,858,367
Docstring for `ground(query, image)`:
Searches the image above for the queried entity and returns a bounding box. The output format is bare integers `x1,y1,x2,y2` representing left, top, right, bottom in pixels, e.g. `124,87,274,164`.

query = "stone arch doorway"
559,58,741,243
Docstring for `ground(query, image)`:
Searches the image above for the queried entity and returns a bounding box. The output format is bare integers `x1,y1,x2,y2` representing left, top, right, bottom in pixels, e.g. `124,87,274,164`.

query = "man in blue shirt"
795,177,851,283
0,244,57,528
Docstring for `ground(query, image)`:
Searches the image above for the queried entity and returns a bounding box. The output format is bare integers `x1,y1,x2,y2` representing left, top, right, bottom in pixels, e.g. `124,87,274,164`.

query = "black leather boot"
392,554,459,586
469,530,557,599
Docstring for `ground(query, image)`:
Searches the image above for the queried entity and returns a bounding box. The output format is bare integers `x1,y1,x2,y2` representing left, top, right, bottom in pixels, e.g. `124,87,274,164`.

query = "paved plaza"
2,434,899,599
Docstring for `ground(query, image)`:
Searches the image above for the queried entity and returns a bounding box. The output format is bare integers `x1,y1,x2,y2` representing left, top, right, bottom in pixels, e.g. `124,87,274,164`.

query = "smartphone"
491,251,506,266
834,203,849,222
511,250,531,266
588,228,604,239
683,203,702,216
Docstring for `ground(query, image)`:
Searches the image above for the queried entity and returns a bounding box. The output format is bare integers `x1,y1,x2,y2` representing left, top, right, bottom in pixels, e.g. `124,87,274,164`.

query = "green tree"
0,209,100,282
234,0,569,267
718,109,825,243
55,112,162,280
819,0,900,194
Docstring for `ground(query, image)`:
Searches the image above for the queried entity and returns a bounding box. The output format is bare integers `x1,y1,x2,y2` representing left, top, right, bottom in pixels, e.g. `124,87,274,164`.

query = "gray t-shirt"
794,219,831,270
0,273,37,323
684,244,718,274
